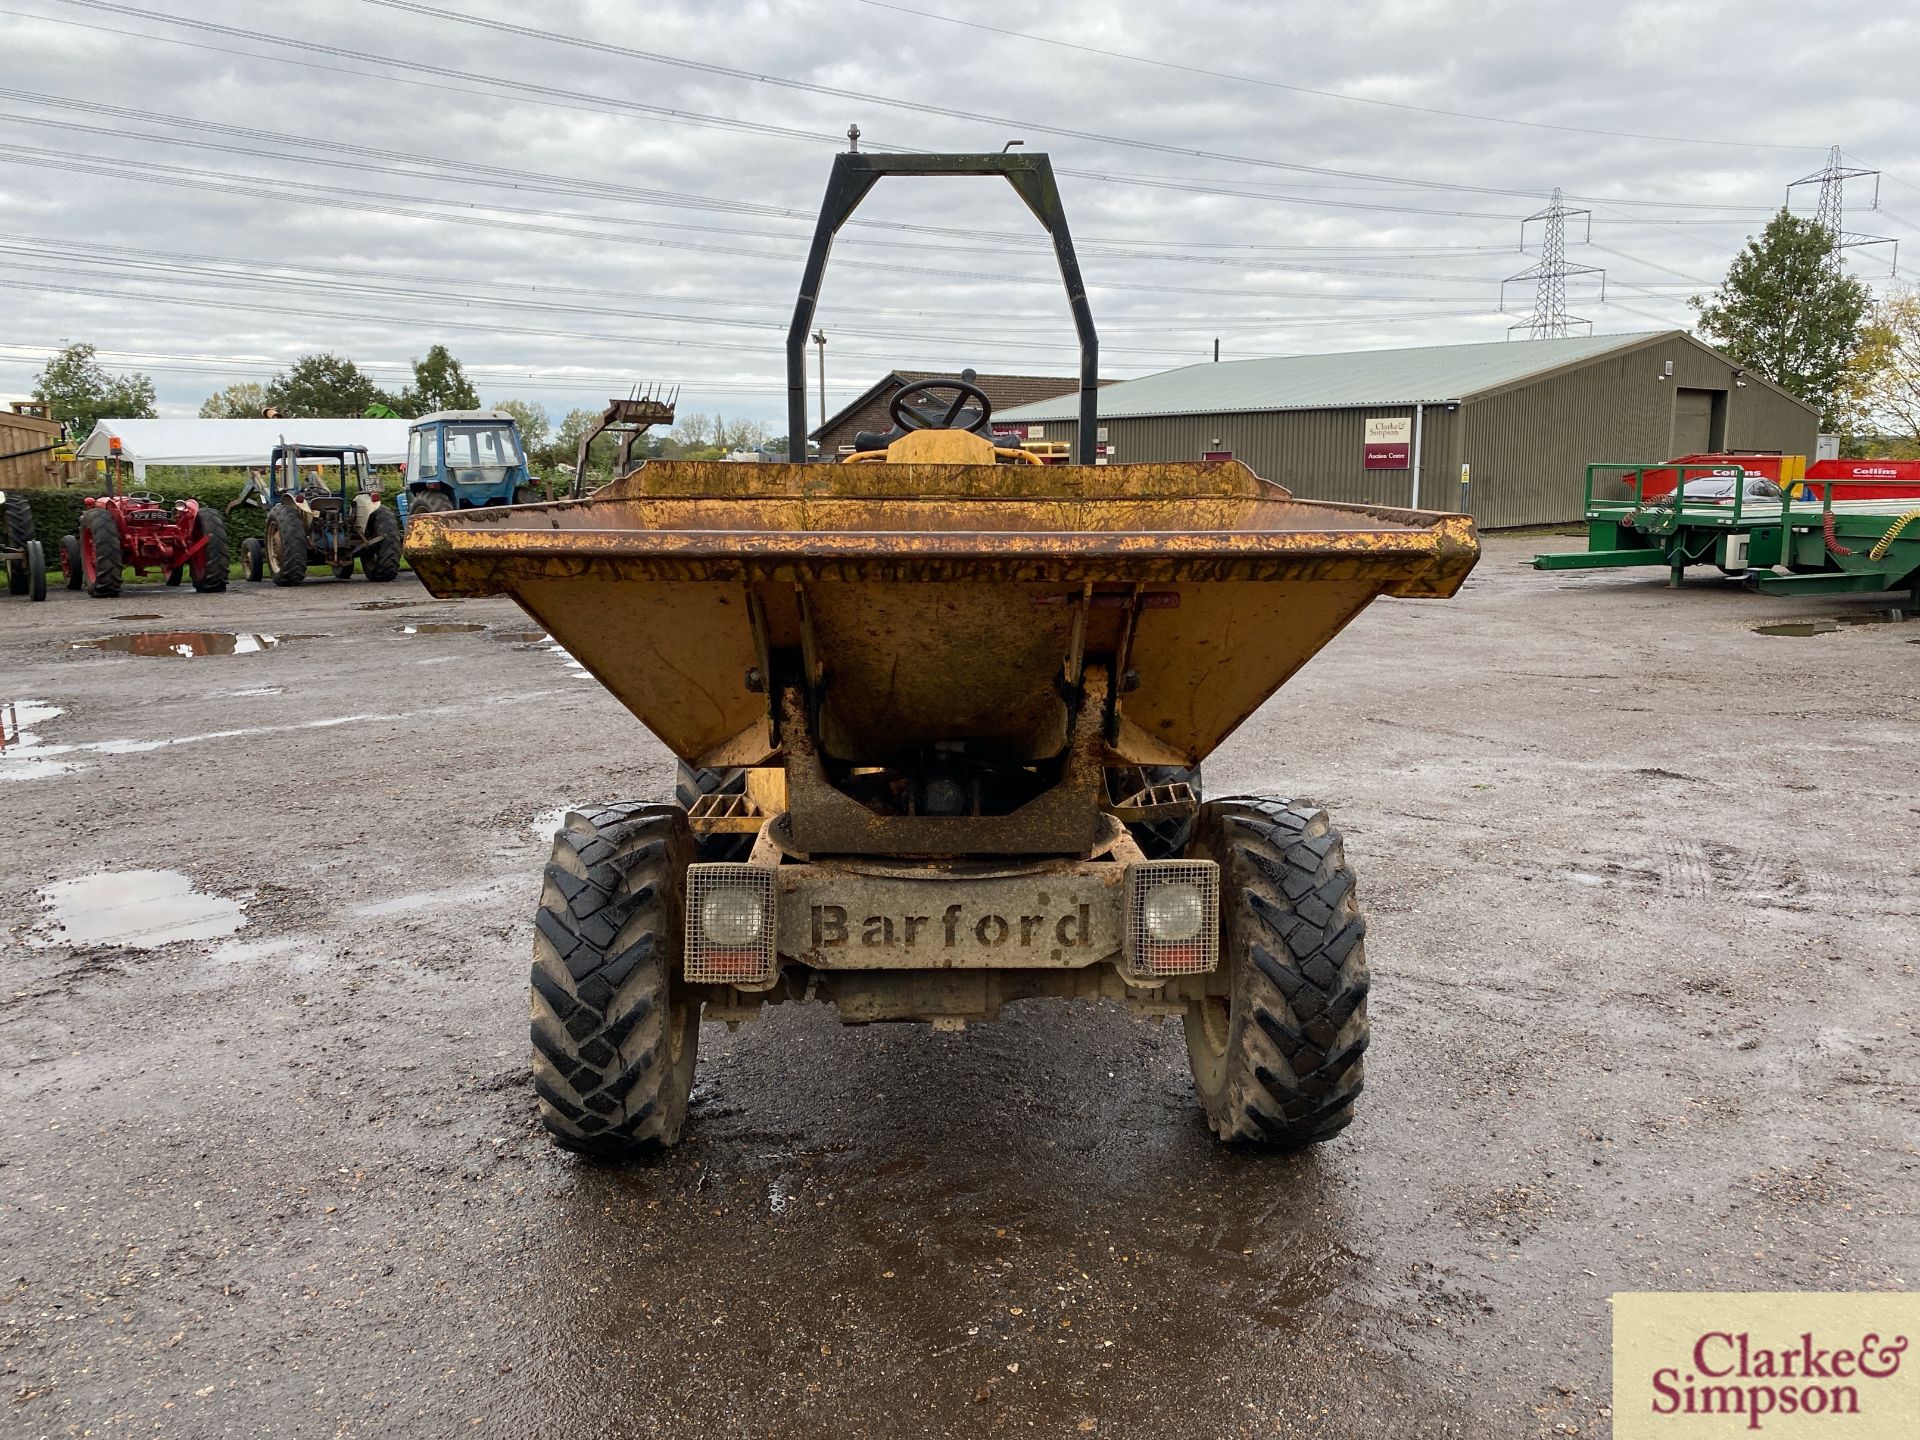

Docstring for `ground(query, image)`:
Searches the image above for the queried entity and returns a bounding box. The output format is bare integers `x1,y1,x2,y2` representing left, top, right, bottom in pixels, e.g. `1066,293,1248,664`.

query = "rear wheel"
1107,764,1202,859
189,506,228,592
674,762,754,861
409,489,454,517
1181,796,1369,1148
240,536,264,583
82,508,122,599
61,534,82,589
512,485,541,506
266,503,307,586
23,540,45,601
531,803,701,1158
4,491,34,595
361,505,401,581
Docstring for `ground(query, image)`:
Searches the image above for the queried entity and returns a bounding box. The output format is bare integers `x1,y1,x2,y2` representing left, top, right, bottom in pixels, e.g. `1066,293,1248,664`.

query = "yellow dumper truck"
406,150,1479,1159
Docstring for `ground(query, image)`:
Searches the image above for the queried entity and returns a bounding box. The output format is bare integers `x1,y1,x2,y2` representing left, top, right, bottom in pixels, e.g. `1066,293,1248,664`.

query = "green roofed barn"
992,331,1817,528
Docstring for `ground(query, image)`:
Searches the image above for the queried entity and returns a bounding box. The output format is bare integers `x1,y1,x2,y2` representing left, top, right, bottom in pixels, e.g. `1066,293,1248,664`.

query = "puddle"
109,612,162,621
353,600,413,611
1751,611,1908,637
492,628,548,643
71,631,291,658
228,685,285,697
1,700,74,780
1,699,62,750
34,869,244,948
398,622,487,635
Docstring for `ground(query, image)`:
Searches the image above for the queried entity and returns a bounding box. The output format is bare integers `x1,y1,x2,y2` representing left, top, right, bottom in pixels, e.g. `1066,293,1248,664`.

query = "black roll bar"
786,150,1098,464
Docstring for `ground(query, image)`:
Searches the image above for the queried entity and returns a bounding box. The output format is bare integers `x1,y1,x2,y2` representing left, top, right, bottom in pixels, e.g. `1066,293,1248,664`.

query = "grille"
1124,860,1220,978
684,863,776,986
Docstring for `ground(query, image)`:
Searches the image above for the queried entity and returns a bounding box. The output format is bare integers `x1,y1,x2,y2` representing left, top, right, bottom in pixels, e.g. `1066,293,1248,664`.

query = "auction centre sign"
1363,415,1412,469
1613,1293,1916,1437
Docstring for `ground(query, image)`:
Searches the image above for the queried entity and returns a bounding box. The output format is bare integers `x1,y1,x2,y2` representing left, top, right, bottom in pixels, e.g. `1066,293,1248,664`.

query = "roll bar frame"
786,150,1098,464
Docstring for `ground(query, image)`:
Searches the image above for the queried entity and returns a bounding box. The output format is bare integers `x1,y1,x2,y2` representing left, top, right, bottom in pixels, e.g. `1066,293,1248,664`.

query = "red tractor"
59,444,228,600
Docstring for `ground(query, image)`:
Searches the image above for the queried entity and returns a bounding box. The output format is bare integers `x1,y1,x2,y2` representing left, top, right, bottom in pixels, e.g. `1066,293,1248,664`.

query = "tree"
401,344,479,415
32,341,157,437
715,416,774,452
1837,288,1920,456
554,407,607,475
492,398,550,456
199,381,267,418
1690,211,1869,430
265,353,395,418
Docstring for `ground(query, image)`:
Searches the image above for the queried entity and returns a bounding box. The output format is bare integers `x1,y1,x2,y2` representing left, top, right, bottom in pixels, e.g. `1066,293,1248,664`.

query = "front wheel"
266,503,307,586
531,803,701,1158
82,508,122,599
23,540,45,601
512,485,541,506
189,506,228,592
1181,796,1369,1148
240,536,264,583
3,491,34,595
61,534,83,590
361,505,401,581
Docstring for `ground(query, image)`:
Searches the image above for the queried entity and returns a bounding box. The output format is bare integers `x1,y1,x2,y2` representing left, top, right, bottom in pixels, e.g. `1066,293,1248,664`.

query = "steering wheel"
889,378,992,435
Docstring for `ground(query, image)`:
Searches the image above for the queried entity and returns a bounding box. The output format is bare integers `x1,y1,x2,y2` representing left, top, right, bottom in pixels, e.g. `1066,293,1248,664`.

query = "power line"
854,0,1824,153
51,0,1776,215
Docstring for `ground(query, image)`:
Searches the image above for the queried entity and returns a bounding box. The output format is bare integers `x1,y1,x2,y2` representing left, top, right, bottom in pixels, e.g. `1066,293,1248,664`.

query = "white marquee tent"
75,418,413,480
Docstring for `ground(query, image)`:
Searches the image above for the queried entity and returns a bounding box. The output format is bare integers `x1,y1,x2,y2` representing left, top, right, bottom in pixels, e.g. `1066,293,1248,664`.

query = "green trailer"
1535,461,1920,604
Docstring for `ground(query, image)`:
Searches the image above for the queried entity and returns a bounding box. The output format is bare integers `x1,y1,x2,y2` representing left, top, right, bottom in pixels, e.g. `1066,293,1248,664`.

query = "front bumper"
684,856,1218,988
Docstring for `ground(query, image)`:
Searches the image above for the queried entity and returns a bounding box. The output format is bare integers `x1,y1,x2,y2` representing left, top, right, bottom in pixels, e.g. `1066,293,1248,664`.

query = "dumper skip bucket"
406,455,1478,774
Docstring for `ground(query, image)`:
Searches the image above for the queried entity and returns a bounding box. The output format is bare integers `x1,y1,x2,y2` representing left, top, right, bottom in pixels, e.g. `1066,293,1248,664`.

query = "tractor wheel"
24,540,45,602
189,507,228,593
266,503,307,587
361,505,401,582
240,536,264,583
1181,796,1369,1149
82,508,122,599
513,485,541,506
61,534,83,590
409,489,454,517
1106,764,1202,860
674,762,754,861
333,564,355,581
4,491,34,595
531,803,702,1158
164,567,183,586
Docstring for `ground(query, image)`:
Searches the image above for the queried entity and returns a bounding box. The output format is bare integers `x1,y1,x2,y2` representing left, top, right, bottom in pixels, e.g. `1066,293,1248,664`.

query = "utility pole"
813,329,827,443
1501,188,1605,339
1787,145,1897,272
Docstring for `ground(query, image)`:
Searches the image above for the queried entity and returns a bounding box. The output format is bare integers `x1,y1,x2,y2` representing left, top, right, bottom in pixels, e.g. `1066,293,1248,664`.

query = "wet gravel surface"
0,539,1915,1438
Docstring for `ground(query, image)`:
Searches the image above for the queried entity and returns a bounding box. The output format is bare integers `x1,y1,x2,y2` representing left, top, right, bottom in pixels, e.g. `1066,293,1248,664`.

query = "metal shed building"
993,331,1818,528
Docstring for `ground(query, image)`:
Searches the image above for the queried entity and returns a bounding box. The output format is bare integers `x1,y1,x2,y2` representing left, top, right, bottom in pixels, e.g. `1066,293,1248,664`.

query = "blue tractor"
399,410,538,528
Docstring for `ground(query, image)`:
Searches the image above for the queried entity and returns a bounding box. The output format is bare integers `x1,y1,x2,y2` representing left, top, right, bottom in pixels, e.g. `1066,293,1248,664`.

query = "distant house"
811,371,1109,457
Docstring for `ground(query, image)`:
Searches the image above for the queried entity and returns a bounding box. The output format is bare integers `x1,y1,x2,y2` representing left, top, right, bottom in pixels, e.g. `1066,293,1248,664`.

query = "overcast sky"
2,0,1916,432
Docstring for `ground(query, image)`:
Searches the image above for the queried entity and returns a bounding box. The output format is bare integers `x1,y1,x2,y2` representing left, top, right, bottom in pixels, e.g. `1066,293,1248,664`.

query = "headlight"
699,887,765,947
1142,883,1204,942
